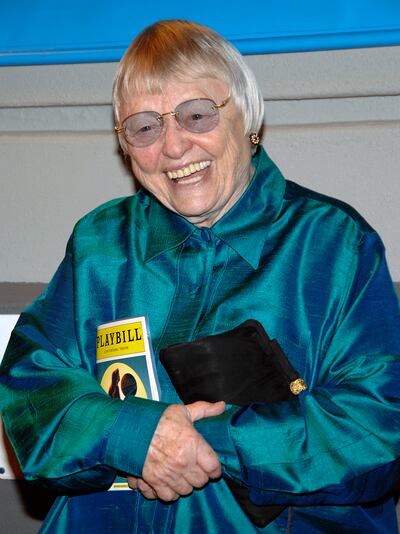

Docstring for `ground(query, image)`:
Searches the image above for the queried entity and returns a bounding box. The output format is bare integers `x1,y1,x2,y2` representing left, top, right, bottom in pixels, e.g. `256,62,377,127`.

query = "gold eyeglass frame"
114,97,231,144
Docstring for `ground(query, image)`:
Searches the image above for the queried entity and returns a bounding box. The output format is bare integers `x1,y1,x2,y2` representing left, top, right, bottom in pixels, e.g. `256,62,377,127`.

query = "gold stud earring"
249,133,260,146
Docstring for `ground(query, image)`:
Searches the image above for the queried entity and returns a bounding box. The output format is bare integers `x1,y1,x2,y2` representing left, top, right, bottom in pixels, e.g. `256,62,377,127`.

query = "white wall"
0,46,399,282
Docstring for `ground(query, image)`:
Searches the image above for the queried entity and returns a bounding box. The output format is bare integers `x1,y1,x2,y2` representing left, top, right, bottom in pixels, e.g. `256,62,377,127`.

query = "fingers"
136,465,210,502
154,479,191,501
137,478,158,499
139,403,223,502
128,475,161,500
185,401,224,480
186,400,226,422
127,475,138,490
196,439,222,479
183,465,210,489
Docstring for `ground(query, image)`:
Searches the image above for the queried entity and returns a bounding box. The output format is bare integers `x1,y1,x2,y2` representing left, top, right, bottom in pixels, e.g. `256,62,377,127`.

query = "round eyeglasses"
115,97,230,148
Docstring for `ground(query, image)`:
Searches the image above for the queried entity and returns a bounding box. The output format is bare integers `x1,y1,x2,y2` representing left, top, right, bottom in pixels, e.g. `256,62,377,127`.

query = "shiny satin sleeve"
0,237,167,492
196,230,400,506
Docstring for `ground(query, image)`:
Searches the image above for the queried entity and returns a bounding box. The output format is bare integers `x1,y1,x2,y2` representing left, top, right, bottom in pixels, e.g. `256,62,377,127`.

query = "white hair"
113,20,264,151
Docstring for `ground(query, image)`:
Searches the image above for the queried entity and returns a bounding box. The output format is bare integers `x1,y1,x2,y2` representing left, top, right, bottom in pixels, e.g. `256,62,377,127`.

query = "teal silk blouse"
1,148,400,533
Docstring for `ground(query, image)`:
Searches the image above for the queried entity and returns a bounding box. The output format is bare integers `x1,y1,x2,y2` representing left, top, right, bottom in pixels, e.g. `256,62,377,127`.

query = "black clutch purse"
159,319,307,528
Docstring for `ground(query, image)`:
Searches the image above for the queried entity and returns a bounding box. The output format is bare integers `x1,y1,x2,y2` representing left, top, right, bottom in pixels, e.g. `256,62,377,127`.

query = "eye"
191,113,204,121
138,124,155,133
124,112,161,136
121,111,164,147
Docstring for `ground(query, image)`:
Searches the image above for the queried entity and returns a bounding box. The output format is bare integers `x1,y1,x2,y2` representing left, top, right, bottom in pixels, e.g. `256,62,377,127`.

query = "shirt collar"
144,147,286,268
212,147,286,269
144,195,195,262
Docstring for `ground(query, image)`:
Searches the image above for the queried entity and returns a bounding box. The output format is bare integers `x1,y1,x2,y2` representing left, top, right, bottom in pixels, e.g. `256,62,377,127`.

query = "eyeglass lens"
122,98,220,147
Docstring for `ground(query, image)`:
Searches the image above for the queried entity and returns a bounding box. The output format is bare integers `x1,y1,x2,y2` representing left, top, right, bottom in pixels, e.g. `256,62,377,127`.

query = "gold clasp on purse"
289,378,307,395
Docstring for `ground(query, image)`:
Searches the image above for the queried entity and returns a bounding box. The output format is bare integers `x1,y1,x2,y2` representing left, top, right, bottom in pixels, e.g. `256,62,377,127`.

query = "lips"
166,160,211,180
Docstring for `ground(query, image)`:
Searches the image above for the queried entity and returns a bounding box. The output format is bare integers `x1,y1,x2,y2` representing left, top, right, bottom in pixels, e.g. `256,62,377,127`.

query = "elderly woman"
1,19,400,534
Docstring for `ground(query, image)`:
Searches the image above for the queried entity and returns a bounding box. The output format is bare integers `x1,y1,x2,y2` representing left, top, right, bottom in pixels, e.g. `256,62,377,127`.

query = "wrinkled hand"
128,400,225,501
127,475,157,499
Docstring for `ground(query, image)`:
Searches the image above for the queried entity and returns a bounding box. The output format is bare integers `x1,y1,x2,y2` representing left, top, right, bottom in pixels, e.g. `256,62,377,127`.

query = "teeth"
167,160,211,180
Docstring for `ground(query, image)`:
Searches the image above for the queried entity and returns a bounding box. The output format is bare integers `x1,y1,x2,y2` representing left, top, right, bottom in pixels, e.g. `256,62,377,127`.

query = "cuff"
104,396,168,476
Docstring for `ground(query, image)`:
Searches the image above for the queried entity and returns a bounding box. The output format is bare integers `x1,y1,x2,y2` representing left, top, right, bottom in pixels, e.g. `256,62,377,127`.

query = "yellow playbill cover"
96,316,160,490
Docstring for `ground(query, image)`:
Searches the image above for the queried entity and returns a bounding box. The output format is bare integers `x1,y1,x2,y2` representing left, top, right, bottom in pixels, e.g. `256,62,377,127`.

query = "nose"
161,115,192,159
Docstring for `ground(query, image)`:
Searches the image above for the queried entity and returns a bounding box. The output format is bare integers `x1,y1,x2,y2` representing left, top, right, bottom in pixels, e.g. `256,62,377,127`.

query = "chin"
174,202,211,219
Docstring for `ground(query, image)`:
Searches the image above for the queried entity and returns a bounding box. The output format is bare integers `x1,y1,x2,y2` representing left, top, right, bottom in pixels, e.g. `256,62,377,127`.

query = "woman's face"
120,78,253,227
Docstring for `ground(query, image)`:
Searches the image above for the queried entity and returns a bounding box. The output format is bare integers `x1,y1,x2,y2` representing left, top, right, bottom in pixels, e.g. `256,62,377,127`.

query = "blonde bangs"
113,19,264,145
114,21,230,115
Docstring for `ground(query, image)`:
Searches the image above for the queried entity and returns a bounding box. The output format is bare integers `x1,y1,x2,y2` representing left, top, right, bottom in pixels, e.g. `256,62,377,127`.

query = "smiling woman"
113,20,263,227
117,77,253,227
1,18,400,534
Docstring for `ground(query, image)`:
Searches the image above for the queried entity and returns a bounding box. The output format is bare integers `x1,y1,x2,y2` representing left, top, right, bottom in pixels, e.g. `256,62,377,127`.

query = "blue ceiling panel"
1,1,399,65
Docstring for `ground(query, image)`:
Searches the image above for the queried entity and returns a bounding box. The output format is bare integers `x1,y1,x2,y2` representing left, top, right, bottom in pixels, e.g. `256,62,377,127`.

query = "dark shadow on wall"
1,421,55,531
15,480,55,520
0,479,54,533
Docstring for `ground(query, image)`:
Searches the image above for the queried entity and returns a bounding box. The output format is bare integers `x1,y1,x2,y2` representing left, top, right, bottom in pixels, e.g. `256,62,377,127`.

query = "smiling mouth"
166,160,211,180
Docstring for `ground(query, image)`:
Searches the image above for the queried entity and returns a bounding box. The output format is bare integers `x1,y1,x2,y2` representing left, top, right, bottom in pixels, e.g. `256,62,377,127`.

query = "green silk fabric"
1,147,400,533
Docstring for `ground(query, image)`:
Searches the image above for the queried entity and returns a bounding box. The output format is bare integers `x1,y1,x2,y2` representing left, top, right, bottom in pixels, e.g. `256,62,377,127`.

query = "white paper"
0,314,22,479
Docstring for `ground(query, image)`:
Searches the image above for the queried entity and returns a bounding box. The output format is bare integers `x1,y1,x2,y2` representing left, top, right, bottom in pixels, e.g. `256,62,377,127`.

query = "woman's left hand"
128,400,225,501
